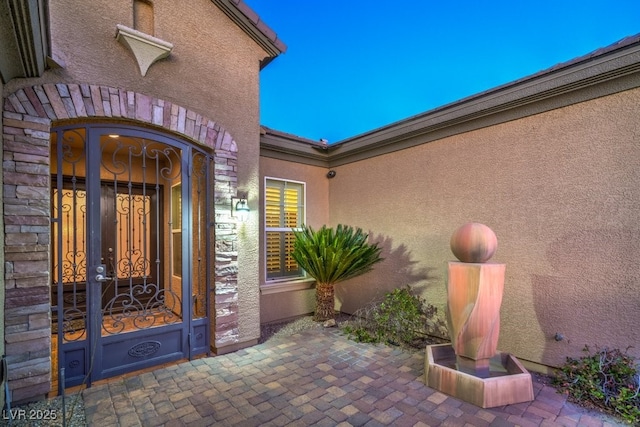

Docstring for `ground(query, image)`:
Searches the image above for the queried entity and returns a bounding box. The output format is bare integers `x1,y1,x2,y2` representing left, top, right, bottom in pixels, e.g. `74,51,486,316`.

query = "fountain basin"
425,343,534,408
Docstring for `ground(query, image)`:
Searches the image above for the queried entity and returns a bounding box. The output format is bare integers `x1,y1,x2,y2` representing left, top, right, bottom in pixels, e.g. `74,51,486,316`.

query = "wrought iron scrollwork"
101,281,181,334
52,128,89,343
100,134,184,335
101,137,182,181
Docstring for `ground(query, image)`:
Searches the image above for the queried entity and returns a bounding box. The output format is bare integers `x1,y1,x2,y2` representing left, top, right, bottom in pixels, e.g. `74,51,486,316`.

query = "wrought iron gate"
51,124,213,392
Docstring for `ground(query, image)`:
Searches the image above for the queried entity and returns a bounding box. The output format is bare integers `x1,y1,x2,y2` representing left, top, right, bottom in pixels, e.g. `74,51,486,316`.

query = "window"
265,178,305,280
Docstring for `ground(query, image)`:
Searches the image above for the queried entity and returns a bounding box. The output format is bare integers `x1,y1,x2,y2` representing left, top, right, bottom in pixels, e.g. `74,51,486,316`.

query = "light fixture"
231,193,250,222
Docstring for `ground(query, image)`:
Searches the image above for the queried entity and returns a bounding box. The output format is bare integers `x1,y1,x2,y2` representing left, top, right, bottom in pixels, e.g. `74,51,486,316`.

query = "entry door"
51,125,213,391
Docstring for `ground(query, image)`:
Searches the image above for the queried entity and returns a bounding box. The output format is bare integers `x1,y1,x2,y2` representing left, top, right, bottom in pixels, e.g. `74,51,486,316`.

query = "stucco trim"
260,278,315,295
260,127,330,167
261,35,640,167
0,0,49,82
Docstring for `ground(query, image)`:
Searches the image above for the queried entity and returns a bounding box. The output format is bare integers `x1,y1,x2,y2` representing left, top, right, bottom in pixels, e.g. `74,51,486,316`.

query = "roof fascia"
260,128,330,167
0,0,49,83
211,0,286,69
327,38,640,166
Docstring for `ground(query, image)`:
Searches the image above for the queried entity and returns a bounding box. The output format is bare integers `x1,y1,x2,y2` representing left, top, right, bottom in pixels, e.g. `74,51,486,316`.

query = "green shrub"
291,224,383,321
342,286,447,349
553,346,640,424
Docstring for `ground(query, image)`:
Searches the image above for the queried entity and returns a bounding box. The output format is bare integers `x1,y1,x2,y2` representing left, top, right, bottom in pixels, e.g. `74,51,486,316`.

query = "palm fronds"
291,224,383,285
291,224,383,321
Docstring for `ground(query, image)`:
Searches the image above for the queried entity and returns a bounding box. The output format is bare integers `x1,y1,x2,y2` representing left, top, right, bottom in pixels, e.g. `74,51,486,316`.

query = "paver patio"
82,327,627,426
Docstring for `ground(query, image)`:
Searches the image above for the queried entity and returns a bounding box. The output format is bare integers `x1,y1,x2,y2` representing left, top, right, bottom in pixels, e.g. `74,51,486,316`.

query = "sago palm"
291,224,383,321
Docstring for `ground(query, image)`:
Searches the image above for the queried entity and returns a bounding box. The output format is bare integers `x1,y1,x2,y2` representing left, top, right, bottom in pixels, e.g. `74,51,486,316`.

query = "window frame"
264,176,306,283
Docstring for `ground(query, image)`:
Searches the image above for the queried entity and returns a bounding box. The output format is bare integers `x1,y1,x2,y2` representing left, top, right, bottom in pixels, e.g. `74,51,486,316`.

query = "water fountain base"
425,343,534,408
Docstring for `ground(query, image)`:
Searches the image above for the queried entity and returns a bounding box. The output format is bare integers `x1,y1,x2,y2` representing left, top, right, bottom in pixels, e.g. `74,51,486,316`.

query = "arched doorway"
3,84,240,402
50,124,213,392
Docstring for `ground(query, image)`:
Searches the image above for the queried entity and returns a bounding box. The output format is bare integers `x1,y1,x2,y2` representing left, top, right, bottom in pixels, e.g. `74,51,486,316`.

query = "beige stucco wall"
259,157,330,323
328,87,640,369
4,0,268,345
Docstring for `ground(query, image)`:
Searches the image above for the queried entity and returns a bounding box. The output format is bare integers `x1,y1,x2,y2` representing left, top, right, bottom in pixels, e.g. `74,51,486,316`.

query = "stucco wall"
0,0,266,345
2,1,271,402
259,157,330,323
328,88,640,369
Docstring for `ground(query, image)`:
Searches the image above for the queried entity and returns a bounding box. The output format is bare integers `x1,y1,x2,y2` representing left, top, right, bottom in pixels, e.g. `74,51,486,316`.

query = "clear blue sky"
245,1,640,143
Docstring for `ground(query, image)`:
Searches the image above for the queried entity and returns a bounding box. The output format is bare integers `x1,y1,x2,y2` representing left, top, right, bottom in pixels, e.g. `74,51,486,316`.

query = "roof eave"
211,0,287,69
261,35,640,167
260,127,330,167
0,0,50,84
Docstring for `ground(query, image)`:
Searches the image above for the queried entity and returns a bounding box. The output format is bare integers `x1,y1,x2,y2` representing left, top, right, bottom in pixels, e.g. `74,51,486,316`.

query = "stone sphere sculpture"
426,222,533,408
450,222,497,263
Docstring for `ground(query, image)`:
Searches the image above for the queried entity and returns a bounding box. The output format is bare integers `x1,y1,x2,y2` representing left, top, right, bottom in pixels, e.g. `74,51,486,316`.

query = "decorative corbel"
115,24,173,76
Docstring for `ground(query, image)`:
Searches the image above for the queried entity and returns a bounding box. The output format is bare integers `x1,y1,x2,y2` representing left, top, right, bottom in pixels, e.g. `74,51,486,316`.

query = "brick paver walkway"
82,328,626,426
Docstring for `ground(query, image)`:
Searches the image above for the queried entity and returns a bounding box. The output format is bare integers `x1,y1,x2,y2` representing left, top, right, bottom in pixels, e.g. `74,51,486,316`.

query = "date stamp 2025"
2,408,60,421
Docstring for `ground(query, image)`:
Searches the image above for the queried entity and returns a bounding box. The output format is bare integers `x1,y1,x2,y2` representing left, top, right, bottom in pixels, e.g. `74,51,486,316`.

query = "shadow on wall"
335,233,440,314
532,228,640,367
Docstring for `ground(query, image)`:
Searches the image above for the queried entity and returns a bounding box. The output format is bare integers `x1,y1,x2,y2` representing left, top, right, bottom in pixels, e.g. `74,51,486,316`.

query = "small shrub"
553,346,640,424
342,286,448,349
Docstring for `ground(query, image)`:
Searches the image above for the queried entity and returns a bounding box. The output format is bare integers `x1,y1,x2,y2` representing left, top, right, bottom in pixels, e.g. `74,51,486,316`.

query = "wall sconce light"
231,193,250,222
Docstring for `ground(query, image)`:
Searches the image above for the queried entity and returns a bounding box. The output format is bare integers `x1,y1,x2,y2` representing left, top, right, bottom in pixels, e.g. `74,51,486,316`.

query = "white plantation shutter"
265,179,304,279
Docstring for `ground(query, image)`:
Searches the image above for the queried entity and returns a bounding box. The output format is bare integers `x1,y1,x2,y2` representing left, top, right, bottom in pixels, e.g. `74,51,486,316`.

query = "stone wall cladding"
3,83,239,402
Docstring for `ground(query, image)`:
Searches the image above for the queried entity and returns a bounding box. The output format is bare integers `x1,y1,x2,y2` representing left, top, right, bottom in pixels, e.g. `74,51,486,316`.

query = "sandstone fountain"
425,222,534,408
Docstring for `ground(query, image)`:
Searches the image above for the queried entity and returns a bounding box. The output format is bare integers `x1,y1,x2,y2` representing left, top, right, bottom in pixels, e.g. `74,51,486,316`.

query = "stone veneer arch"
2,83,240,402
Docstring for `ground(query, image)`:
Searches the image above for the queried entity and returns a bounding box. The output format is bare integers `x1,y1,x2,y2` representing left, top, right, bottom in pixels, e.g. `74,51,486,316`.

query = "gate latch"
95,264,112,282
